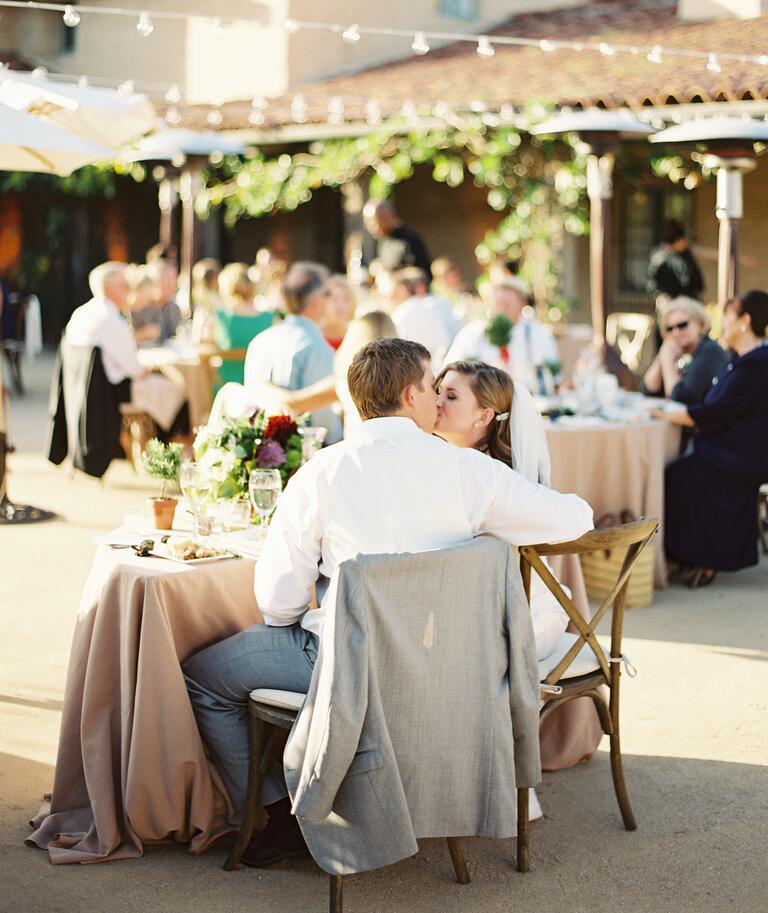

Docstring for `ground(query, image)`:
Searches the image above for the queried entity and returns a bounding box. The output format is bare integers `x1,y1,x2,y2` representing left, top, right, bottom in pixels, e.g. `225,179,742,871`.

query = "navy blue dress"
664,344,768,571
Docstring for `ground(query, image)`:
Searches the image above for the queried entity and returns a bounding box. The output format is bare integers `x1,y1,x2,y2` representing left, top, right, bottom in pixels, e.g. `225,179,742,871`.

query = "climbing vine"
199,109,590,308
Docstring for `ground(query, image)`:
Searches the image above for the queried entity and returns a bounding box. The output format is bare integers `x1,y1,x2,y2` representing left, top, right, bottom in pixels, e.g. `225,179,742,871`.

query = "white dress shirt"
255,416,593,639
64,296,144,385
444,317,560,389
392,296,454,367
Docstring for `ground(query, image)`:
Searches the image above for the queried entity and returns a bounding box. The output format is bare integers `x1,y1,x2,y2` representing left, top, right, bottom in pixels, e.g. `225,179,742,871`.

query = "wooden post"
586,152,615,346
179,167,202,314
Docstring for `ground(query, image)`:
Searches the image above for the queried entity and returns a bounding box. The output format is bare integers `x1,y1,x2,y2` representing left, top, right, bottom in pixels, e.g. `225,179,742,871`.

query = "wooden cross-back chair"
515,517,659,872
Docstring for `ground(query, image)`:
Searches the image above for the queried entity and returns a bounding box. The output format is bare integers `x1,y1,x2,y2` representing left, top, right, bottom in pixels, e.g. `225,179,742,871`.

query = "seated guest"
215,263,273,386
148,257,182,341
445,278,559,393
183,337,593,866
656,290,768,587
390,268,455,368
64,262,187,437
320,275,355,350
190,258,222,343
643,297,729,405
244,261,341,443
249,310,397,438
127,266,162,345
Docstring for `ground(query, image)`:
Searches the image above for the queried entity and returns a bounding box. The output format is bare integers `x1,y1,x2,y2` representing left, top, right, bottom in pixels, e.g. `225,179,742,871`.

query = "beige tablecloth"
28,548,261,864
547,419,681,587
138,346,213,429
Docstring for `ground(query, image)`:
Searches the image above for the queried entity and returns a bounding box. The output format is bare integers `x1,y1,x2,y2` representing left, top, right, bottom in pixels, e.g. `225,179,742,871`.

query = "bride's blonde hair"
435,361,515,468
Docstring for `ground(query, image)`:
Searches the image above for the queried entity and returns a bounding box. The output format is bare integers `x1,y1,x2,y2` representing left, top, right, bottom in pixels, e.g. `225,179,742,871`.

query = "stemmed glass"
248,469,282,536
179,460,212,539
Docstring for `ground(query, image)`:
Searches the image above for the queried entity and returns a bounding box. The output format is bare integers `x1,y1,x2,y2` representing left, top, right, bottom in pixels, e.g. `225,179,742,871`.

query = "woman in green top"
214,263,274,385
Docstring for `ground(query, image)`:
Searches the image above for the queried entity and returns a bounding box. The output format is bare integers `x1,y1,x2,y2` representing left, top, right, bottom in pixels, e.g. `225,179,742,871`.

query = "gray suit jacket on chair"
283,536,541,875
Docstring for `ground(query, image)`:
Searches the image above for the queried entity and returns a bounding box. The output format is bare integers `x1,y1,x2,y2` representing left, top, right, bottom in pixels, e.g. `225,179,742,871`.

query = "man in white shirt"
390,268,459,368
183,337,592,866
64,262,186,432
445,278,560,392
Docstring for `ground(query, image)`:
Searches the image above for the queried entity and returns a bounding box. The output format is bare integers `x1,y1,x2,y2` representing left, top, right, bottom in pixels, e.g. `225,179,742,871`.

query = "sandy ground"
1,354,766,913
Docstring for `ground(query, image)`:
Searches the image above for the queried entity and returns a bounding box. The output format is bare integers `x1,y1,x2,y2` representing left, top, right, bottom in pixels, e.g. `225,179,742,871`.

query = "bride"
434,359,567,661
434,359,602,789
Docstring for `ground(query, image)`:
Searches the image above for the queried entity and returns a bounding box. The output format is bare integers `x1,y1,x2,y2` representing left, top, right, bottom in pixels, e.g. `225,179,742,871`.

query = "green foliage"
485,314,514,347
141,439,183,499
198,108,590,305
0,164,117,198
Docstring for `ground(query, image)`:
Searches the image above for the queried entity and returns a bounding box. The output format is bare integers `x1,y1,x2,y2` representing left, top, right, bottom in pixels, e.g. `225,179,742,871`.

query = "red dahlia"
263,414,299,445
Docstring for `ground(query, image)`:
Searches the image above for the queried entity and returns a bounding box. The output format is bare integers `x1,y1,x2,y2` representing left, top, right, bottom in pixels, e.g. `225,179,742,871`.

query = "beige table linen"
28,548,261,864
547,419,680,587
138,346,213,429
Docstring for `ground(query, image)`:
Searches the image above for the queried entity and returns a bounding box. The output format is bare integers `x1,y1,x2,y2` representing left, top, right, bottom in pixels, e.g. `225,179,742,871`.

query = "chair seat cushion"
538,631,606,681
250,688,306,711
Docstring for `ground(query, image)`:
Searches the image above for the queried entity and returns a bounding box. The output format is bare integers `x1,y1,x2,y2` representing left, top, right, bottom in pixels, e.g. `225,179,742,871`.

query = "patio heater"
530,110,655,343
130,129,248,304
649,117,768,305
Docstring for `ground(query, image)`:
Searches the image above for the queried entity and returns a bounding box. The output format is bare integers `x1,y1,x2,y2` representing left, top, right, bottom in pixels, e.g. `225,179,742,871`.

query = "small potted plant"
141,439,183,530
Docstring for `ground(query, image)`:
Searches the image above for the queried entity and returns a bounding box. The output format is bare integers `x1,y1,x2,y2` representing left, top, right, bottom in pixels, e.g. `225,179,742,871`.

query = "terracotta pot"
149,497,177,530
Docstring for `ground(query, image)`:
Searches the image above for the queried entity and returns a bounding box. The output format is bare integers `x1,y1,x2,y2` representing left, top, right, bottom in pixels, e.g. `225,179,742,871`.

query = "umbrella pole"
586,152,615,346
714,163,751,306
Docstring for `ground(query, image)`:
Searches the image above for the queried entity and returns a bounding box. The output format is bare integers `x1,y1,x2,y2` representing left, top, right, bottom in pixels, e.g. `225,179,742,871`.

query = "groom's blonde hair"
348,337,430,420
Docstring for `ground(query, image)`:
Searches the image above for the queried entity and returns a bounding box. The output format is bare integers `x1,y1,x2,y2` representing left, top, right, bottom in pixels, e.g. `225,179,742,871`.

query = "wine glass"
298,426,327,463
248,469,282,535
179,461,212,539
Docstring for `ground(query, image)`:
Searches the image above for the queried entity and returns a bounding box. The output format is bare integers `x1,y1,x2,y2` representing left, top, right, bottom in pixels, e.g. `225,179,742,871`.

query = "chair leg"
609,686,637,832
446,837,470,884
224,709,268,870
329,875,344,913
516,788,529,872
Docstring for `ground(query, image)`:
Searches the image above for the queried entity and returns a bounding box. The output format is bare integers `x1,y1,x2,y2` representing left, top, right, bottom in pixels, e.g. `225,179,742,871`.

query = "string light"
118,79,134,95
284,18,299,33
31,67,48,79
136,11,154,38
411,32,430,56
327,96,345,125
706,53,722,74
599,42,615,57
78,75,89,87
290,93,308,123
165,106,182,125
207,107,223,126
342,23,361,44
647,44,663,64
476,37,494,58
62,5,80,28
539,40,555,53
364,99,382,126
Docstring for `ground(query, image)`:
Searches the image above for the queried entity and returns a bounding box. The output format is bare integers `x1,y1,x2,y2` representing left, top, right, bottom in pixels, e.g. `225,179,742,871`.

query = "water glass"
222,498,252,533
179,460,213,539
248,469,282,534
299,426,327,463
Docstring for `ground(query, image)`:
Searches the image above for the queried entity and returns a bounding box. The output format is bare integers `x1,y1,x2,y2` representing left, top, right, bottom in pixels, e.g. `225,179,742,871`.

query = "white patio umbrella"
0,102,113,175
0,72,156,149
130,128,248,161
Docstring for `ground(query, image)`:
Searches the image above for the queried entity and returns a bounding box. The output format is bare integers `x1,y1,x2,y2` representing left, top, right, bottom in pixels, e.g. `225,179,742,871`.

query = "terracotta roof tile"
179,1,768,131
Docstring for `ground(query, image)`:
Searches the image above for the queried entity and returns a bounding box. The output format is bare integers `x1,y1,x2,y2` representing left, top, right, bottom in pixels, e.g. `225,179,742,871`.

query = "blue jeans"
183,623,318,810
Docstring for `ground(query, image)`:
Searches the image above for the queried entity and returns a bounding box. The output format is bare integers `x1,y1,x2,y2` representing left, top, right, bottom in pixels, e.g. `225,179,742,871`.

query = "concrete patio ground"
1,354,766,913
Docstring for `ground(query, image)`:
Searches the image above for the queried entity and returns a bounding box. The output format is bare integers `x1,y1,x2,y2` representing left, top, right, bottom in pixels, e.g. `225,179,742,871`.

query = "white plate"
152,540,242,564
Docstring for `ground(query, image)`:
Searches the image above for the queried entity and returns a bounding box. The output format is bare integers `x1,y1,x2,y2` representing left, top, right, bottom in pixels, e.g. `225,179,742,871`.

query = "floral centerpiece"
193,410,303,499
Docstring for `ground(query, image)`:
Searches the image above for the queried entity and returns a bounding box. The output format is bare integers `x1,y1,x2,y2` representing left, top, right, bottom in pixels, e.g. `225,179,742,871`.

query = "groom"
184,337,593,865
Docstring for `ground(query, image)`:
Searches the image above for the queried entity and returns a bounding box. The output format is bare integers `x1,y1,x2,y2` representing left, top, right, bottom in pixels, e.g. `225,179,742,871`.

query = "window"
619,186,693,294
439,0,479,20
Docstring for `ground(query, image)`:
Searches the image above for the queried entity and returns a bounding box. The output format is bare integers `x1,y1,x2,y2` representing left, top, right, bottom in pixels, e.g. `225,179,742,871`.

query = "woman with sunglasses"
655,290,768,587
643,296,729,406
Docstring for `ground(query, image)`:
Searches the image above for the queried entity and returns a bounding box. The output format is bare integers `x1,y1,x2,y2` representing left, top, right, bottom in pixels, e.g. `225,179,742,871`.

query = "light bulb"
411,32,430,55
207,108,223,126
165,107,182,126
251,96,267,110
364,99,382,125
249,110,265,126
599,42,614,56
342,23,361,43
647,44,663,64
164,84,182,104
706,53,721,73
118,80,134,95
284,18,299,33
32,67,48,79
759,55,768,66
539,40,555,53
137,12,154,38
63,5,80,28
78,75,88,87
328,97,345,124
476,37,494,58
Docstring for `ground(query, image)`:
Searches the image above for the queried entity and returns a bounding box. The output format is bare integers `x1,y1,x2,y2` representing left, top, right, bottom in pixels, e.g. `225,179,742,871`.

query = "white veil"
507,381,551,486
